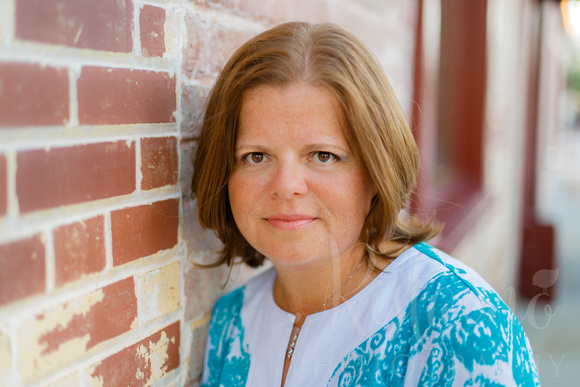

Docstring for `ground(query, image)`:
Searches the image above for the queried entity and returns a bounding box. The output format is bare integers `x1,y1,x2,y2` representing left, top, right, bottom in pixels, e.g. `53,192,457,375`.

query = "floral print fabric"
202,287,250,387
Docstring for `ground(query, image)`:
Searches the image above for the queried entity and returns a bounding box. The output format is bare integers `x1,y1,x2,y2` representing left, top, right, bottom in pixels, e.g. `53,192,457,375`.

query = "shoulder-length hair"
192,22,440,268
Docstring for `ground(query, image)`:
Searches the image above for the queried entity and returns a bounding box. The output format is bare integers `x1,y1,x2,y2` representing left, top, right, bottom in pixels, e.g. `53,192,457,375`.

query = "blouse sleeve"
326,269,539,387
419,296,540,386
200,287,250,387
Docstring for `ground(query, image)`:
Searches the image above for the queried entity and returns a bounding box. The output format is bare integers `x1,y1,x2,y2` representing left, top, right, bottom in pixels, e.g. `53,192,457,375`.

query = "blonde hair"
192,22,440,268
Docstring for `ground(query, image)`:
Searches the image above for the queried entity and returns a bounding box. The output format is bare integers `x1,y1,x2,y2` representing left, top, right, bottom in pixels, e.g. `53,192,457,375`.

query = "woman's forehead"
237,84,348,141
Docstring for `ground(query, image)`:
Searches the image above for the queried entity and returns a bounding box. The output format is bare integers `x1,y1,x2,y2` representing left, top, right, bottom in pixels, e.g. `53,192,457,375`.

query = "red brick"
16,141,136,213
111,198,179,266
15,0,133,52
88,321,180,385
78,67,176,125
37,277,137,354
141,137,178,190
140,5,166,58
0,234,45,306
0,154,6,216
53,216,106,286
0,63,69,128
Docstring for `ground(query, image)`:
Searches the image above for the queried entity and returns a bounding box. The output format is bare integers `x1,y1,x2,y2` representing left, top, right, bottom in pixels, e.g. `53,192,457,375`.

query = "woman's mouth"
265,215,316,230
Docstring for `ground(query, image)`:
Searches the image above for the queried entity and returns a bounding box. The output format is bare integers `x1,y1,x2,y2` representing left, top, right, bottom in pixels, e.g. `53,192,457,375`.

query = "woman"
192,22,538,386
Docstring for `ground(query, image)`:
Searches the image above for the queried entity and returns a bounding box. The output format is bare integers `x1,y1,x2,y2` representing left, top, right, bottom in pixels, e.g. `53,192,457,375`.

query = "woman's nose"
267,159,308,199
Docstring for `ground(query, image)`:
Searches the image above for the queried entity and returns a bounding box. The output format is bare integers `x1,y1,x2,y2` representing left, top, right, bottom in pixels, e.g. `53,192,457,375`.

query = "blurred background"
0,0,578,385
516,1,580,385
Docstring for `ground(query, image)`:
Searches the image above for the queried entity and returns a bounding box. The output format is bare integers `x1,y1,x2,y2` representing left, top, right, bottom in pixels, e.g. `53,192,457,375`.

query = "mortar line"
68,64,81,127
44,227,55,293
0,125,179,151
0,48,176,74
134,1,142,56
104,211,113,272
136,137,143,192
6,150,18,221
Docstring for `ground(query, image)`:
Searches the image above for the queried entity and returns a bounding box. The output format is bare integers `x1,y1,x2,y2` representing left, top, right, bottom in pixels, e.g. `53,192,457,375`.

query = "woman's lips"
265,215,316,230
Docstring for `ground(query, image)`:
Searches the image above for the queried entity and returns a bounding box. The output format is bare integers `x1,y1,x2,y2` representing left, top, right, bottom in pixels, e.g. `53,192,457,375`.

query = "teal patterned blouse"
201,243,539,386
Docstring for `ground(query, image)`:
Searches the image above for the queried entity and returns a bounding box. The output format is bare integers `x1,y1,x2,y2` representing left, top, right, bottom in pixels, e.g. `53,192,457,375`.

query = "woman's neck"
272,241,410,324
272,245,374,325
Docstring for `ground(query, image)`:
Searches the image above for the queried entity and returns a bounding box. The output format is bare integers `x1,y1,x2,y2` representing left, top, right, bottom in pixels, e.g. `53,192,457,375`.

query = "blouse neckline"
263,244,418,324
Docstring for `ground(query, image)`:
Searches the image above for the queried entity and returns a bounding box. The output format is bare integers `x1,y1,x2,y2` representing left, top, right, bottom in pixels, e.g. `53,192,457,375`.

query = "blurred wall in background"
412,0,566,302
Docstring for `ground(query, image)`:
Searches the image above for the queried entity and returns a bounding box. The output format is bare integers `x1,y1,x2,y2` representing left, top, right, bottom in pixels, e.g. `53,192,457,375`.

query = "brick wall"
0,0,419,385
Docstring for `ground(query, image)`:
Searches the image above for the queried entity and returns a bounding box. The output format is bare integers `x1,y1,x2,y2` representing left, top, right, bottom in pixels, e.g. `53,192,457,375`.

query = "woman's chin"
260,245,327,268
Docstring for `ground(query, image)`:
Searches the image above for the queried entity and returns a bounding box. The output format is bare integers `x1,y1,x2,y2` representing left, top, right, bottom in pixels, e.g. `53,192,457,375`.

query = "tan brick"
139,262,180,324
0,330,13,386
86,321,180,386
18,278,137,382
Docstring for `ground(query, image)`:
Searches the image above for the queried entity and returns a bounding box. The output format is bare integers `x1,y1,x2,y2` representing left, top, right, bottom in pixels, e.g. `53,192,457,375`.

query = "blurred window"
411,0,491,251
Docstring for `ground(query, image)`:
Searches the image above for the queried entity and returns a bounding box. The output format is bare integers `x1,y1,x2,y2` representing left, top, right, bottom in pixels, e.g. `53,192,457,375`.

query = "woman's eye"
313,152,337,163
243,152,268,164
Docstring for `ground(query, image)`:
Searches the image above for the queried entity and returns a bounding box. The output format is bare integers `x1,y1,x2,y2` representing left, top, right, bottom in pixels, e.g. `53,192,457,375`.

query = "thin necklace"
282,259,364,359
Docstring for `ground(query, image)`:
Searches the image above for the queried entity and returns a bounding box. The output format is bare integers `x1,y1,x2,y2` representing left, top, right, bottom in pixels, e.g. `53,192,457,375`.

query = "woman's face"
228,84,377,268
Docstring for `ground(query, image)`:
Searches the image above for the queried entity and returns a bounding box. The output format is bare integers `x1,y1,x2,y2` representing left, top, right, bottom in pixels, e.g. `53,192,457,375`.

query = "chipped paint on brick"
139,262,180,324
81,363,104,387
18,278,137,382
86,321,180,386
136,330,174,384
18,289,104,381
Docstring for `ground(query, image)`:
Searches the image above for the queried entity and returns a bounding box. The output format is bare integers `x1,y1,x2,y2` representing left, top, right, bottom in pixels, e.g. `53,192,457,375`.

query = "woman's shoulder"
400,242,506,310
405,243,538,384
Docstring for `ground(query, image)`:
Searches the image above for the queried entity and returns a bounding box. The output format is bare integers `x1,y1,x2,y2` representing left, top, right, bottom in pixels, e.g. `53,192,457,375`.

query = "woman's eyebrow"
303,143,350,153
233,144,270,153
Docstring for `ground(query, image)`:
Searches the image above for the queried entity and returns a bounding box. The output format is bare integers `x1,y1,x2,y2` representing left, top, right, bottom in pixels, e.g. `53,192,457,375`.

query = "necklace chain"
282,259,364,359
313,260,363,314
